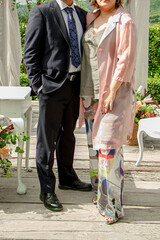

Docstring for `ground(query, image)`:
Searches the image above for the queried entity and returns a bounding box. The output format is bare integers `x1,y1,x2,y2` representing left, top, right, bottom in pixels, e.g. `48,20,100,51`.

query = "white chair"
136,117,160,166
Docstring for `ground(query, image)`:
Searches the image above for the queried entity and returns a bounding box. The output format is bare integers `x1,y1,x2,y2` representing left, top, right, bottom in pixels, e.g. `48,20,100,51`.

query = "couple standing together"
24,0,137,224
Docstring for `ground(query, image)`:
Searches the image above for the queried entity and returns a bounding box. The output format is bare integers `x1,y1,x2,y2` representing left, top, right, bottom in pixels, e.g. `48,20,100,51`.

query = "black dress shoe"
59,180,92,191
40,192,63,212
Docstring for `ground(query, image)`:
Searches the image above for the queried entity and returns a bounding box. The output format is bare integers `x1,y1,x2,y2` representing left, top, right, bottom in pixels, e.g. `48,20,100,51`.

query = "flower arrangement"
135,86,160,124
0,117,29,178
127,86,160,146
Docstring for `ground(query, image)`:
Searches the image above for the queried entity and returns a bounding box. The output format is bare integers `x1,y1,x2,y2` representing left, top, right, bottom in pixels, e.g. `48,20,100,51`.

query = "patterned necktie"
64,7,81,68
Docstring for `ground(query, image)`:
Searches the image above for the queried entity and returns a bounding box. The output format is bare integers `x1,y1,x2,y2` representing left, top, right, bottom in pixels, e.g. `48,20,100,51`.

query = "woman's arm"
101,19,137,114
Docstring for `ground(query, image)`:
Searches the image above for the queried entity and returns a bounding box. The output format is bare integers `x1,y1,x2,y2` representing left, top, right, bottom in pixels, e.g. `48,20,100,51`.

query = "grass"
150,0,160,23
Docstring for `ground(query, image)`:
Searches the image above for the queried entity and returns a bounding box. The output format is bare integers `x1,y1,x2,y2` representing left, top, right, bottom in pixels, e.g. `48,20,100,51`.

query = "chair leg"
17,139,27,195
25,106,32,172
136,130,144,166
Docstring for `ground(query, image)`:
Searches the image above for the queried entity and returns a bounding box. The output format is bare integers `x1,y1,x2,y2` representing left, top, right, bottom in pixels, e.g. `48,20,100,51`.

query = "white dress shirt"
56,0,83,72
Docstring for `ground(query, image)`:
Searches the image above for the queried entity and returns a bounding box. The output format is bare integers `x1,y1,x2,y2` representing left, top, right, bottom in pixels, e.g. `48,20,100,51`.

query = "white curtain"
0,0,21,86
125,0,150,90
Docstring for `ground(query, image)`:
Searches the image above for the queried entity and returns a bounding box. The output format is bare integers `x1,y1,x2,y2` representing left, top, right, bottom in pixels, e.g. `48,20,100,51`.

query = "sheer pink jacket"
79,8,137,150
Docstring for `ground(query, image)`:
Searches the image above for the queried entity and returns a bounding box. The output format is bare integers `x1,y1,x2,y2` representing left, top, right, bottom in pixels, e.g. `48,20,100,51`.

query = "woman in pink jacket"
80,0,137,224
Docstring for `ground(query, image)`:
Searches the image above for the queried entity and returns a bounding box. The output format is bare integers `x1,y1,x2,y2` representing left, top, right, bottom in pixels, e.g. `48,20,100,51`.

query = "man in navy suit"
24,0,92,212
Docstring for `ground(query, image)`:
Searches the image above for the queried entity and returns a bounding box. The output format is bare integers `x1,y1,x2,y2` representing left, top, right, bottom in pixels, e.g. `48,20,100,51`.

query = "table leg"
136,130,144,166
17,137,27,194
25,106,32,172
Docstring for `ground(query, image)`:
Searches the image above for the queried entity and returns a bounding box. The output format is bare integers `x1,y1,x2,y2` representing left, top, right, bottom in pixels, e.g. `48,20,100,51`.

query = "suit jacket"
23,0,87,95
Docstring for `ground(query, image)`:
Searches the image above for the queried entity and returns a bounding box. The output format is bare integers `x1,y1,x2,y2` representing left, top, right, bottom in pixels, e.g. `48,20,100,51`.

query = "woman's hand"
101,90,116,114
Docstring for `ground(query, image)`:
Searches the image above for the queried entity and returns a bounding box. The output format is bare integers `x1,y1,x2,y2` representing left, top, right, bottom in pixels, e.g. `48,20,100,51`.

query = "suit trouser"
36,78,80,193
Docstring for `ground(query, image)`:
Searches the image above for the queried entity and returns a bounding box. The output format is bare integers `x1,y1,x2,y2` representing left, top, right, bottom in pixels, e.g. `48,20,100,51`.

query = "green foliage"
150,16,160,24
40,0,53,3
0,158,12,178
16,3,30,24
136,91,145,102
149,25,160,78
19,22,27,75
75,0,91,11
20,60,27,75
19,23,26,47
15,146,24,154
135,104,157,124
11,0,16,11
20,73,29,86
147,77,160,104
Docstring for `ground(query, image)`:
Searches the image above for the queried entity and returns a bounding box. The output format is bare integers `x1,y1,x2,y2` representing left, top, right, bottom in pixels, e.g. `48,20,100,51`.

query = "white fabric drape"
0,0,21,86
125,0,150,90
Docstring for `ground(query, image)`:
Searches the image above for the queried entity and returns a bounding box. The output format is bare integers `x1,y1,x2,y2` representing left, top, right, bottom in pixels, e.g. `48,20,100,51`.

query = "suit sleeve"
112,20,137,83
23,7,45,94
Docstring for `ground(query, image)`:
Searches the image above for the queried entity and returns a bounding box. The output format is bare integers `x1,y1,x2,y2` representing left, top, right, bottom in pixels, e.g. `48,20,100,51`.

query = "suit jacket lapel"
50,0,70,46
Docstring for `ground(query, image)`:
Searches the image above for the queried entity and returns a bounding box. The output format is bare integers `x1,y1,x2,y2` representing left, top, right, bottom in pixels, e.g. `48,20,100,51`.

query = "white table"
0,86,32,194
136,117,160,166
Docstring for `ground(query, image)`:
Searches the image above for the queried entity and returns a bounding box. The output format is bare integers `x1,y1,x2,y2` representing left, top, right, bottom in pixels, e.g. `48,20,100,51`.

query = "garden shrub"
17,3,30,25
147,77,160,103
19,22,26,47
20,73,29,87
149,24,160,78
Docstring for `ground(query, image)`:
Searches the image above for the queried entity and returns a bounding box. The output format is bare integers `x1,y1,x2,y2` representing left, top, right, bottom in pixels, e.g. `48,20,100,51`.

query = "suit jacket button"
98,48,103,52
